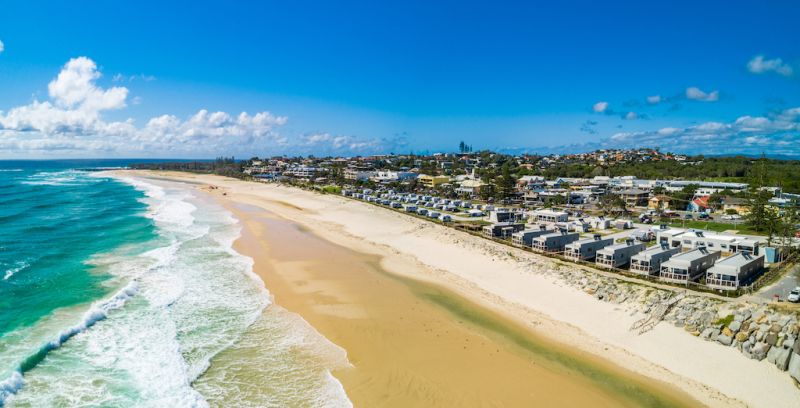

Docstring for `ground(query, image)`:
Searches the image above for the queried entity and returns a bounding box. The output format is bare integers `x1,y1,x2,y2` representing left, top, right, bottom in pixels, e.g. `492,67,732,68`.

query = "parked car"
788,287,800,303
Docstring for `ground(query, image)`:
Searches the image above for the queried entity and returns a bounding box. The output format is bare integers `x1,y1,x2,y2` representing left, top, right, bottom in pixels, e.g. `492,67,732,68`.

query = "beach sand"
120,171,800,408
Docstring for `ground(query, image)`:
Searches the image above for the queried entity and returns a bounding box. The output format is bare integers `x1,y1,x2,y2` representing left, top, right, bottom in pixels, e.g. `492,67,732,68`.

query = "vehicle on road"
788,287,800,303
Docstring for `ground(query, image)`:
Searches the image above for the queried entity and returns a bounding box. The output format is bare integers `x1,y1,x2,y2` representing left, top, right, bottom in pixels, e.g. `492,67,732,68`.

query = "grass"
714,314,735,327
664,219,765,236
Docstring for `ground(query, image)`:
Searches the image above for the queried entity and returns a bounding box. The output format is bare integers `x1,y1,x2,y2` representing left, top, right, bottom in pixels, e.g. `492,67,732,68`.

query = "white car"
788,287,800,303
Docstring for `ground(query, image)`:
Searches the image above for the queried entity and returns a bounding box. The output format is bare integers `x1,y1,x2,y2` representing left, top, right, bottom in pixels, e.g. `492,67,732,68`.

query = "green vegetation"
539,156,800,193
319,185,341,194
714,314,735,327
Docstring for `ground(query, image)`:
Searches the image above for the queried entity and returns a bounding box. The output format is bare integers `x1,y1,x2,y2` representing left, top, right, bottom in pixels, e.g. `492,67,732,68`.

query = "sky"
0,0,798,159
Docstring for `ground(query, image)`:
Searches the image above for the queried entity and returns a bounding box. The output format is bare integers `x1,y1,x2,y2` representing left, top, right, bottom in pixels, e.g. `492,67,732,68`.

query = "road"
755,263,800,302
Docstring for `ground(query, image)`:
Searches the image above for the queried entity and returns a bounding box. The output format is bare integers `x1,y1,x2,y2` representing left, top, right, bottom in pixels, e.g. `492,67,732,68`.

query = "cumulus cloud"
747,55,793,77
624,111,638,120
0,57,395,158
0,40,4,54
592,101,609,113
685,87,719,102
605,106,800,155
646,95,661,104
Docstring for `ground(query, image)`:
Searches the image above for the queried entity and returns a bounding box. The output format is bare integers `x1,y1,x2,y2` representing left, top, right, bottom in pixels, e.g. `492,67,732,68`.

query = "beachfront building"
531,231,580,253
417,174,451,188
659,248,721,284
564,235,614,261
482,222,525,239
588,216,612,231
595,239,646,269
655,229,761,255
705,252,765,291
489,208,519,223
530,209,569,223
629,244,681,276
511,225,554,247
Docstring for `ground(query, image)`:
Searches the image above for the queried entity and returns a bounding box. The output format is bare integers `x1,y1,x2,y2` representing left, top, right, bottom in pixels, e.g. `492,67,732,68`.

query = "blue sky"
0,0,798,158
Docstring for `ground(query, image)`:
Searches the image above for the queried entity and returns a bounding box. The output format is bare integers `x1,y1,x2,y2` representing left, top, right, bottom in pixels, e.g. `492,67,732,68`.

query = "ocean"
0,161,351,407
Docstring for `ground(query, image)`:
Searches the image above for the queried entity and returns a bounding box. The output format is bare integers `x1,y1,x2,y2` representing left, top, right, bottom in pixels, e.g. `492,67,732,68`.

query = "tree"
598,193,626,216
744,189,774,233
495,163,516,200
707,192,724,212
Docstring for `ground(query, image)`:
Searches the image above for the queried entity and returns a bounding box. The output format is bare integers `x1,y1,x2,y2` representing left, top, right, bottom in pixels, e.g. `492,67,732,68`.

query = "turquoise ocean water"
0,161,350,407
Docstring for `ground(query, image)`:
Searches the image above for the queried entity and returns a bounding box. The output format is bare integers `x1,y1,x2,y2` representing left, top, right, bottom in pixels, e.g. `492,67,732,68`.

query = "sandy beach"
125,171,800,407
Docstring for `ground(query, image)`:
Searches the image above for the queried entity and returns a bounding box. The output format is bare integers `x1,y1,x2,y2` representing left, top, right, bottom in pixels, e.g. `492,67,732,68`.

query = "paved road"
756,263,800,302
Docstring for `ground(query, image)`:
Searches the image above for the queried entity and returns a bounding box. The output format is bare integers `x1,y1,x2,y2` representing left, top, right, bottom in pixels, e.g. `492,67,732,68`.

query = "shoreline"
118,170,800,407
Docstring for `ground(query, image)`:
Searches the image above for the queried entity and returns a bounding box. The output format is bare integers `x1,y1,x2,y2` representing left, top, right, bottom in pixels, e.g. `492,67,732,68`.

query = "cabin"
482,222,525,239
531,230,580,253
404,204,417,213
657,229,762,255
511,225,554,247
705,252,765,291
629,244,681,276
659,248,721,284
595,239,646,269
530,209,569,223
564,235,614,261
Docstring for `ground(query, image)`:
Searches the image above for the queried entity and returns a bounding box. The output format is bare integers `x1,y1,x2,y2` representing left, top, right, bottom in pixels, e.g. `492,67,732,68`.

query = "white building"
705,252,765,291
530,209,569,223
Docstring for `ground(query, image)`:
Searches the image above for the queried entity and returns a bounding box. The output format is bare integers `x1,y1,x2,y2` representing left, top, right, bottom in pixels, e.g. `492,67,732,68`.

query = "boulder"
770,323,782,333
717,334,733,346
765,332,778,346
767,346,792,371
701,328,715,340
740,320,751,333
789,352,800,382
728,320,741,333
735,332,749,343
751,342,771,361
722,327,734,337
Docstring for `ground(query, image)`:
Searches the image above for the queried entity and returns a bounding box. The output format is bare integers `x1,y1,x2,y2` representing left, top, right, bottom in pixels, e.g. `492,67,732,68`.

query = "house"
722,196,749,215
511,225,554,247
688,196,711,212
705,252,765,290
455,179,488,197
489,209,521,223
530,209,569,223
588,216,612,230
659,248,721,284
616,189,650,207
531,230,580,253
371,170,417,182
344,168,376,181
655,229,761,255
417,174,451,188
564,235,614,261
629,244,682,276
648,195,672,211
482,222,525,239
595,239,646,269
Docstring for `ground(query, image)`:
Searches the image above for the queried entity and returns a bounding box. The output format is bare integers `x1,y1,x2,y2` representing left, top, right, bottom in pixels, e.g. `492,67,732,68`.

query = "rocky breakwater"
546,264,800,384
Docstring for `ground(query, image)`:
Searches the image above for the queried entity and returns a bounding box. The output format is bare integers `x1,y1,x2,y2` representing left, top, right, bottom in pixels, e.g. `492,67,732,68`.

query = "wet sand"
228,201,697,407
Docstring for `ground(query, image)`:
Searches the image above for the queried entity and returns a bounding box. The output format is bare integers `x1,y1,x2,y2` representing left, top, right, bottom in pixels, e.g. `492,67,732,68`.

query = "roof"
692,196,711,208
713,252,763,268
664,247,716,264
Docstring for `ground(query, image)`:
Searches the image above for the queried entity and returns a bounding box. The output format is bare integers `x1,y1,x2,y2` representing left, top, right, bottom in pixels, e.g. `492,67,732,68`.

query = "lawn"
663,219,765,236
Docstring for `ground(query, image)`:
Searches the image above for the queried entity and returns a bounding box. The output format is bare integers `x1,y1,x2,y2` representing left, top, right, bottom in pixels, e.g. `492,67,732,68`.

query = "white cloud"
0,40,4,54
624,111,637,120
646,95,661,104
747,55,793,77
603,106,800,155
592,101,609,113
685,87,719,102
0,56,399,158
